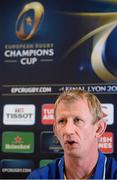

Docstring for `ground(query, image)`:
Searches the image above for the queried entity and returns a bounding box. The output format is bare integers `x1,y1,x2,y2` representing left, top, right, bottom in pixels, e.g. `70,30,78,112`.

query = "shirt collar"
58,157,64,179
90,151,106,179
58,152,106,179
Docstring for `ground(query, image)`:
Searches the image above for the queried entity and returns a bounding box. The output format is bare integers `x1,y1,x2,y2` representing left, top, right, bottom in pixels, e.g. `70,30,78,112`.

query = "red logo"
14,136,23,144
98,132,113,154
41,104,54,125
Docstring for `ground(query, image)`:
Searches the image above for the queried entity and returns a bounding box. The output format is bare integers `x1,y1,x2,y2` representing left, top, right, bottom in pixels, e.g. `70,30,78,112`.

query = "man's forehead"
56,98,89,111
58,97,87,105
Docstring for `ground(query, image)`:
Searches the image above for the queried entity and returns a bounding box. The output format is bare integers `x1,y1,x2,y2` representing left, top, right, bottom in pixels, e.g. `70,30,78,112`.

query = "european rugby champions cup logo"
16,2,44,40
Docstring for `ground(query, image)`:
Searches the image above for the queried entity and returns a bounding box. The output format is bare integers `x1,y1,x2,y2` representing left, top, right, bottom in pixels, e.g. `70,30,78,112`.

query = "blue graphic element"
0,159,34,169
103,27,117,76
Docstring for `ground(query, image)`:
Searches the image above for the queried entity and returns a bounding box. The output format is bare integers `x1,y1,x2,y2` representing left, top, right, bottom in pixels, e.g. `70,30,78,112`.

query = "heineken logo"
2,131,34,153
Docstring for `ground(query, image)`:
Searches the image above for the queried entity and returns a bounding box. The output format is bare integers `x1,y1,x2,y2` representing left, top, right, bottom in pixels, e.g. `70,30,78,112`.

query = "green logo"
39,160,53,167
2,131,34,153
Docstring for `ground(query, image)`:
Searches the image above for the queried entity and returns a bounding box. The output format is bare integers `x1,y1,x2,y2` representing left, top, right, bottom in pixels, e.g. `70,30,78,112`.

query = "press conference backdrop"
0,0,117,178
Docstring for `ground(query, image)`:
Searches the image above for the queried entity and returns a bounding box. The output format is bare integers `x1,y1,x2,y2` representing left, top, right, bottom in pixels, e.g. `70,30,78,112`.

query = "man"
27,89,117,179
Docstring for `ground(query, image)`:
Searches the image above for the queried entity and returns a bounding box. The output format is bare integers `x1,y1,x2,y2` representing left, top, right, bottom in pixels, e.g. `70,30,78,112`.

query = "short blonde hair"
54,89,103,123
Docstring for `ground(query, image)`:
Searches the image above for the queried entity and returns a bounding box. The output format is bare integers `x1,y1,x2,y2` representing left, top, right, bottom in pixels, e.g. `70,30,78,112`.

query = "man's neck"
64,151,98,179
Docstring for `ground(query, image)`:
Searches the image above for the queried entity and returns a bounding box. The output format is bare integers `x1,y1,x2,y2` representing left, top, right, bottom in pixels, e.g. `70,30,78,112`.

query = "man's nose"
64,120,75,135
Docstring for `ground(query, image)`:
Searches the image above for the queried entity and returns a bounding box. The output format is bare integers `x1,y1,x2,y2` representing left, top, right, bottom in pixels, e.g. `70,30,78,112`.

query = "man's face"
54,98,99,158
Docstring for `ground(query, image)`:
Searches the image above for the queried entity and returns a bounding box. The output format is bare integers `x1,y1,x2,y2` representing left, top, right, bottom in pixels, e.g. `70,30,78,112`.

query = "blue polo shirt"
27,152,117,179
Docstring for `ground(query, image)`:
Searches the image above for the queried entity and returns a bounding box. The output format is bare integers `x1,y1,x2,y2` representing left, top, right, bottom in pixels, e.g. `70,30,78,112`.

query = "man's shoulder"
106,155,117,178
27,157,63,179
107,156,117,168
99,151,117,167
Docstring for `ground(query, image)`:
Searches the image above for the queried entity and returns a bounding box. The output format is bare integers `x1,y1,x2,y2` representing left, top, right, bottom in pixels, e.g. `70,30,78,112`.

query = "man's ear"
95,120,107,138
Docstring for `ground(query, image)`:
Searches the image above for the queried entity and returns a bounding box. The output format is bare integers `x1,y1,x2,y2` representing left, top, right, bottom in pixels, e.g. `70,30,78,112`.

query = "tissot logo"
101,103,114,125
2,131,34,153
3,104,35,125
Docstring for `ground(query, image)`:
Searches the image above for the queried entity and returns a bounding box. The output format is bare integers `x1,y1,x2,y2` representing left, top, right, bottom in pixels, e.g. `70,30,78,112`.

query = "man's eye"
74,118,80,123
58,119,65,124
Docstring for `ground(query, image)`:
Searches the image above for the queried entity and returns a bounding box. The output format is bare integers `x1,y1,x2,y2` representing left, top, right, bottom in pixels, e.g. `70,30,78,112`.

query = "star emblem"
14,136,22,144
26,16,32,26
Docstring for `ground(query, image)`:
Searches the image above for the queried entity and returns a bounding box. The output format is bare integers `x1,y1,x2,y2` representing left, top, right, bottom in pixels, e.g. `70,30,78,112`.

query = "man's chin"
65,149,80,158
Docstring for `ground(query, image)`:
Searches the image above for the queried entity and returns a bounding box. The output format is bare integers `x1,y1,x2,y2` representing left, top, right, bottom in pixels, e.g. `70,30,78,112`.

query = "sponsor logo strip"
1,159,34,173
98,132,113,154
41,104,54,125
40,131,63,153
3,104,35,125
2,132,34,153
101,103,114,125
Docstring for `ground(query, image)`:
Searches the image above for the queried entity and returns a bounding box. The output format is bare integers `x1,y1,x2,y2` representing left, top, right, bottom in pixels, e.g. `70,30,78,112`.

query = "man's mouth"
65,140,76,145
